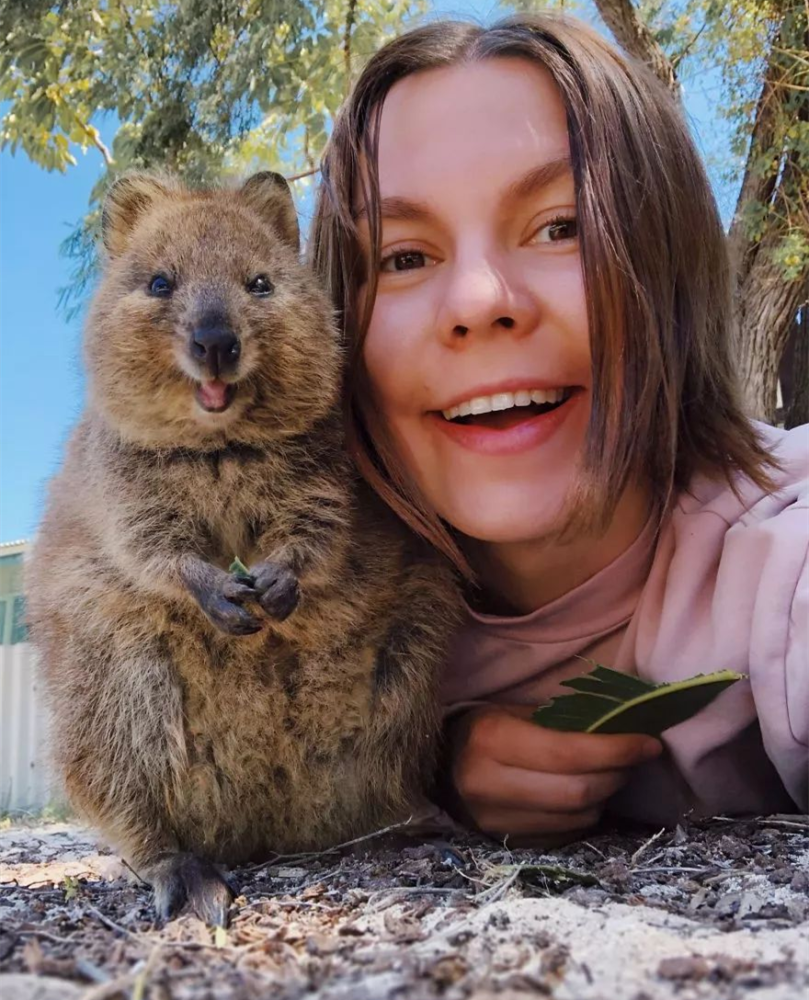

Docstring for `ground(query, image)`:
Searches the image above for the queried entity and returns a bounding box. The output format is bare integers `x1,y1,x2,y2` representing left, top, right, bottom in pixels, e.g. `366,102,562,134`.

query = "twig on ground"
18,928,76,946
120,857,151,887
582,841,608,860
246,813,426,870
86,904,141,942
758,816,809,831
630,827,667,867
475,866,522,906
366,885,464,913
633,866,718,875
453,867,490,889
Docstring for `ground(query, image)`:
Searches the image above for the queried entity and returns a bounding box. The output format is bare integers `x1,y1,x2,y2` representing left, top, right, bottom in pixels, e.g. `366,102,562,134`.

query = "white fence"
0,643,54,812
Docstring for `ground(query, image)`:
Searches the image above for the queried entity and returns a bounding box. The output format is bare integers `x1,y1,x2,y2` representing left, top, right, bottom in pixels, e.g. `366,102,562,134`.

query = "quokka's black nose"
190,326,240,377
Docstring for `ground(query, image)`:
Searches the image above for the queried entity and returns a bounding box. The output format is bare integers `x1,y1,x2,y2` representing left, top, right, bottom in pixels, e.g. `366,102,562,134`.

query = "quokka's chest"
132,448,294,543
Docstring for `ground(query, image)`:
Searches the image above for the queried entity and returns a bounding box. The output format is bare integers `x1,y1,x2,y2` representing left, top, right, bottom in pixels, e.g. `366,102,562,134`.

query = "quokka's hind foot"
148,852,236,926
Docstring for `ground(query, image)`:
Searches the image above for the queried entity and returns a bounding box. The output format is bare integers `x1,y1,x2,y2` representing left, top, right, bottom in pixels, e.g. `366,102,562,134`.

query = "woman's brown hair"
309,12,777,573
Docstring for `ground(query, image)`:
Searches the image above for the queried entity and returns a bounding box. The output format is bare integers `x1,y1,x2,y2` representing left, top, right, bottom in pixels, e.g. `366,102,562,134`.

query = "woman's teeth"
441,388,569,421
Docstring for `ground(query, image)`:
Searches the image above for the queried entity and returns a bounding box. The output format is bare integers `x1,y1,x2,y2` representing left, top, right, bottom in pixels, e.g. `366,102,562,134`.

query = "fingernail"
642,740,663,757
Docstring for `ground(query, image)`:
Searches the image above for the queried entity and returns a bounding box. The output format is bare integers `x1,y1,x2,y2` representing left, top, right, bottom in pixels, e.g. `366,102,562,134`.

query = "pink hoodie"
440,422,809,823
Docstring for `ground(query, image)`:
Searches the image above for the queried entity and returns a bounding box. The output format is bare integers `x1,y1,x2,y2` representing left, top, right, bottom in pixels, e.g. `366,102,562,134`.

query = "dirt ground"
1,813,808,1000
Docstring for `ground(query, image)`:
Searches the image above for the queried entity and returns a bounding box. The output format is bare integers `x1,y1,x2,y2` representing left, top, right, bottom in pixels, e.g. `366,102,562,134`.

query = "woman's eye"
380,250,433,273
148,275,173,296
531,216,578,244
247,274,273,296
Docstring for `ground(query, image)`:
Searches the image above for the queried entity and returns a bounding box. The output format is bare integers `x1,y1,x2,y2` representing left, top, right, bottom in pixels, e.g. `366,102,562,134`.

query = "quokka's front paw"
249,560,300,620
149,852,235,927
197,573,264,636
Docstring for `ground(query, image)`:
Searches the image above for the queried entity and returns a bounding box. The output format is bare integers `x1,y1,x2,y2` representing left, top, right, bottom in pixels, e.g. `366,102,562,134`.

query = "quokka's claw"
202,595,264,635
250,560,300,621
150,852,235,927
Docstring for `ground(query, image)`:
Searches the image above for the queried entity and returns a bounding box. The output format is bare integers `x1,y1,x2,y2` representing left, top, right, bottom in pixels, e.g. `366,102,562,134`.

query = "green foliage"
486,863,602,893
532,663,744,735
62,873,80,900
1,0,427,313
771,228,809,282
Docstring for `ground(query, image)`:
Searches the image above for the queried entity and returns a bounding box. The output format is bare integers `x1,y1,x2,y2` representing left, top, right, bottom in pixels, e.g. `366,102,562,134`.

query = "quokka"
26,172,460,925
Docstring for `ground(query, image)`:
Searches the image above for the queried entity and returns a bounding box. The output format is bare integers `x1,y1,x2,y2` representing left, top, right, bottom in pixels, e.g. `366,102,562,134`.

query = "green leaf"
229,555,252,579
532,663,745,736
485,862,601,895
63,874,80,900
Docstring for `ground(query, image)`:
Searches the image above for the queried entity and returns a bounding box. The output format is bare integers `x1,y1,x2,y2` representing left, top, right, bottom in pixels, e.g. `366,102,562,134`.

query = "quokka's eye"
148,275,173,297
247,274,273,297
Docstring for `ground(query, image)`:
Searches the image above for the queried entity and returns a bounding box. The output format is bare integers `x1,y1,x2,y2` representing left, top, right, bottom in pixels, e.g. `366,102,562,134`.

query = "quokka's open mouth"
195,380,237,413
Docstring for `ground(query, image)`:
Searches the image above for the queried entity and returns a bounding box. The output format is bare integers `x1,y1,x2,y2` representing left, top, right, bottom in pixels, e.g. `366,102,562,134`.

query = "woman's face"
359,58,591,544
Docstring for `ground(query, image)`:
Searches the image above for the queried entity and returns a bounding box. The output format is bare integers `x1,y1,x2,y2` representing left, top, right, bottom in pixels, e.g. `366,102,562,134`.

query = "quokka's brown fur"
26,172,460,923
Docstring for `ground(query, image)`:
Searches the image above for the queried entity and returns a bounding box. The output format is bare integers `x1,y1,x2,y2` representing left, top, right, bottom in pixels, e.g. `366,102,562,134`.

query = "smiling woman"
311,17,775,573
310,13,808,842
359,59,593,547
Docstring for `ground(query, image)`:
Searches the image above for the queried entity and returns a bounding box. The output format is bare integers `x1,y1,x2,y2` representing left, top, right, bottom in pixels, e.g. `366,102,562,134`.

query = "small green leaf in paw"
229,556,252,580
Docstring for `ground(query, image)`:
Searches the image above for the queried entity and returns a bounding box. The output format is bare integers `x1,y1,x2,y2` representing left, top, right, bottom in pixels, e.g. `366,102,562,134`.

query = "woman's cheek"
363,294,422,419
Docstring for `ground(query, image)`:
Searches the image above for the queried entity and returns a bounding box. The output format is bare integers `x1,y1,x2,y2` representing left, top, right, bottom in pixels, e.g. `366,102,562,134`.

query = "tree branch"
286,166,320,182
592,0,679,97
671,21,707,70
71,112,113,167
344,0,357,94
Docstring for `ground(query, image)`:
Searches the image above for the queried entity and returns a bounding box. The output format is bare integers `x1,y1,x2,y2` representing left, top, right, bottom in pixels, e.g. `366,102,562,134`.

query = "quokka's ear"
101,173,174,256
239,172,300,253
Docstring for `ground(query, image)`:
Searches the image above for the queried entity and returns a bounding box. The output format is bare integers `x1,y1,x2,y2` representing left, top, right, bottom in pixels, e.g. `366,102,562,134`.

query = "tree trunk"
590,0,680,95
593,0,808,425
735,244,806,420
783,310,809,429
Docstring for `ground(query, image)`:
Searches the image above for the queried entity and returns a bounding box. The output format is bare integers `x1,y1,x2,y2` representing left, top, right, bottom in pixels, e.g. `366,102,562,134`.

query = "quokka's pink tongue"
198,379,228,410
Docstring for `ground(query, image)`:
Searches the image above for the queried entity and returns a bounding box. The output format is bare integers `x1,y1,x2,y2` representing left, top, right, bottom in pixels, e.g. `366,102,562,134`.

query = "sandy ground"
1,814,808,999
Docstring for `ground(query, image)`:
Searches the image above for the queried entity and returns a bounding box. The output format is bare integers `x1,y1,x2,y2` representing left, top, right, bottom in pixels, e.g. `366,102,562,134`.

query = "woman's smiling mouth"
441,386,573,426
430,385,583,454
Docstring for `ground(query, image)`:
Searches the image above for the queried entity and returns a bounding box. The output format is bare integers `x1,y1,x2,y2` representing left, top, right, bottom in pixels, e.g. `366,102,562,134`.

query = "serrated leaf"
500,863,602,894
532,664,745,736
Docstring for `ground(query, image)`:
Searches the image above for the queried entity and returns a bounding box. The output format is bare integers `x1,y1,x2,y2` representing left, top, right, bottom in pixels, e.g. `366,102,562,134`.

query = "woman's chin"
439,488,573,547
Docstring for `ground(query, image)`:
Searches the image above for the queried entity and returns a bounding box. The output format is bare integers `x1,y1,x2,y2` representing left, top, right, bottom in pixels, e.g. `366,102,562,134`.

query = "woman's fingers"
463,705,662,773
443,704,663,842
457,758,630,813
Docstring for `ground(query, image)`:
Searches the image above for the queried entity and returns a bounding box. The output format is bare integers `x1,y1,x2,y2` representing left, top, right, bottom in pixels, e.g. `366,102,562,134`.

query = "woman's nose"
435,254,535,345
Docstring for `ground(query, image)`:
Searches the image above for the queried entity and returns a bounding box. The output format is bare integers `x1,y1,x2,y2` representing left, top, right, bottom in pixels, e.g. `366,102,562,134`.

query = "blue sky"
0,0,734,543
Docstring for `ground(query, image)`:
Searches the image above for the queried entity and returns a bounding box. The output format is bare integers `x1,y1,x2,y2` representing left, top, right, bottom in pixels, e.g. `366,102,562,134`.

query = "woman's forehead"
374,58,571,203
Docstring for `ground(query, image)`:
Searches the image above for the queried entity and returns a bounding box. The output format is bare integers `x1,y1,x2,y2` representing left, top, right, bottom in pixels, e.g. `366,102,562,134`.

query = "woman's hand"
443,703,663,844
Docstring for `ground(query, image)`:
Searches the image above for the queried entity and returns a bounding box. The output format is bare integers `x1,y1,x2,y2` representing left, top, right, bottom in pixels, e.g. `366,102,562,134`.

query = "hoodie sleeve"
746,467,809,810
632,422,809,816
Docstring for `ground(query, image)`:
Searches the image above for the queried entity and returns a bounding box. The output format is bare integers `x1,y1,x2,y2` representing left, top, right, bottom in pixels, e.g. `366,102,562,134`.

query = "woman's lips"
429,388,583,456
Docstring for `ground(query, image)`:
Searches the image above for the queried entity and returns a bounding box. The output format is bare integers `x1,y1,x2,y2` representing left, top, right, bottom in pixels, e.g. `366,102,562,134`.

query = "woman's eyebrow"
504,156,573,202
352,156,573,223
353,196,434,224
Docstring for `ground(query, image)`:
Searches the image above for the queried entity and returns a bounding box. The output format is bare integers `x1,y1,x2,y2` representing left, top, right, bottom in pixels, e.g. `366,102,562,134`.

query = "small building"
0,539,54,813
0,539,29,646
